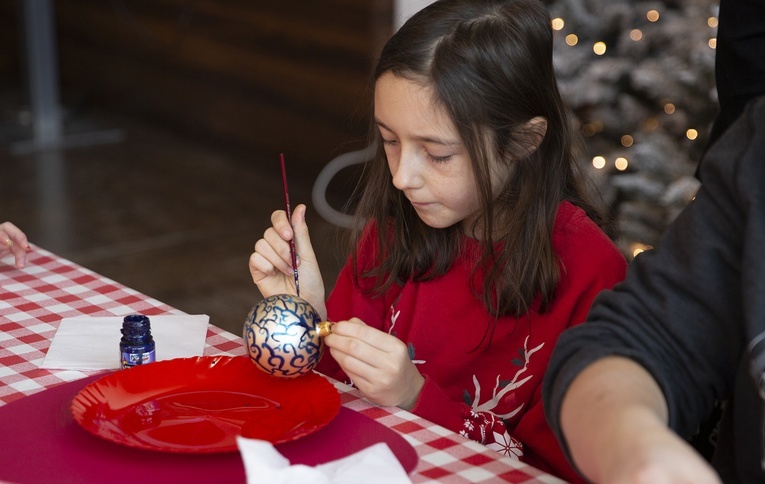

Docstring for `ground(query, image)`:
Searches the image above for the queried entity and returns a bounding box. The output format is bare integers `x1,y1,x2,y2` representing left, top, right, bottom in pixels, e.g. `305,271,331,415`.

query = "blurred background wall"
0,0,397,333
0,0,392,179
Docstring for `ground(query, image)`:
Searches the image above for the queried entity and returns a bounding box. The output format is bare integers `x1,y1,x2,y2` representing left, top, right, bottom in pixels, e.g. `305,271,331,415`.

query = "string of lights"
547,0,720,258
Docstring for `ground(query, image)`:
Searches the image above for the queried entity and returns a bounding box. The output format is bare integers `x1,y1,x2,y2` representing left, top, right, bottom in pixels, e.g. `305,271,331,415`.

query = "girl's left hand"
325,318,425,410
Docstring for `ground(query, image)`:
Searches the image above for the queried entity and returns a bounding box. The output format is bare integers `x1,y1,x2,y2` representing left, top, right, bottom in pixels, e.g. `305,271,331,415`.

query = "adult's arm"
560,356,720,483
545,97,765,481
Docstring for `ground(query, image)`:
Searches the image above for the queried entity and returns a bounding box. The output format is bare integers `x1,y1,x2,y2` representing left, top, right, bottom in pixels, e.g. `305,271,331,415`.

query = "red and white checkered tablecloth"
0,245,245,407
0,245,563,483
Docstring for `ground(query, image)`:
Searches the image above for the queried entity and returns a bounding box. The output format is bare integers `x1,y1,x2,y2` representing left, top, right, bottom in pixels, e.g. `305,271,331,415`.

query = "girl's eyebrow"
375,118,461,146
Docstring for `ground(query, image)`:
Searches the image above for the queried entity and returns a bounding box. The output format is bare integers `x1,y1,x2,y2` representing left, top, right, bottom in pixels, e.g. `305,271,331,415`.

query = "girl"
250,0,627,480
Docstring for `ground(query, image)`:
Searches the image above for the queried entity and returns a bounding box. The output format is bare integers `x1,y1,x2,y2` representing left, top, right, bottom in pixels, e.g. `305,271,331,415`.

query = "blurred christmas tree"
546,0,719,258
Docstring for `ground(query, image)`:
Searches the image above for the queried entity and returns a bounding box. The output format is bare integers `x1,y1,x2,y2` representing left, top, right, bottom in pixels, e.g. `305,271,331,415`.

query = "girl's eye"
382,139,398,147
428,153,452,163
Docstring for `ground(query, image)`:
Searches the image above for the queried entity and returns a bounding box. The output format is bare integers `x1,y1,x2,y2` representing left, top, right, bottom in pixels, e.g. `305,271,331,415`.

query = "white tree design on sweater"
460,335,544,458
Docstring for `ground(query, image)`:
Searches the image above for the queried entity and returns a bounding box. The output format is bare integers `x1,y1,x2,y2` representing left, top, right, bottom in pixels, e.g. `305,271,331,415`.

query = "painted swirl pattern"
243,294,324,378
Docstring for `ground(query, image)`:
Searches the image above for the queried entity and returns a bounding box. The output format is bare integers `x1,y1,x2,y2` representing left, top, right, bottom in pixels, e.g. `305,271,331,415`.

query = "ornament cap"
317,321,332,337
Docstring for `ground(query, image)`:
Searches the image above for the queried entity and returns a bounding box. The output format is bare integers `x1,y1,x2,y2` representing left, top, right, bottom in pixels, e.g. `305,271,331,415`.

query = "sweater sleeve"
316,223,389,382
316,259,389,382
313,256,352,382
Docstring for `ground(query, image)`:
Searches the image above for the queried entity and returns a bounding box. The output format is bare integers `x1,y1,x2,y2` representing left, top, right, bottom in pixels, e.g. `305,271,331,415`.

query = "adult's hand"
0,222,31,268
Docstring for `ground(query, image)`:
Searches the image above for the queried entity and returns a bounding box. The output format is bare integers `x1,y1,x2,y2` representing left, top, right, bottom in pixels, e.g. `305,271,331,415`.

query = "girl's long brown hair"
347,0,610,319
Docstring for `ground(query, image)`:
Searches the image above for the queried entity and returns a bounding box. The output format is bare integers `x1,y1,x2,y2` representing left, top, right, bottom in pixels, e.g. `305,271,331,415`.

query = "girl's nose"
390,149,421,190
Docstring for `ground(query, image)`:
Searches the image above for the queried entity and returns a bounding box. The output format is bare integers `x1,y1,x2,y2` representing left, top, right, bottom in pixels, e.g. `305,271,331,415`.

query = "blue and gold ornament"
244,294,331,378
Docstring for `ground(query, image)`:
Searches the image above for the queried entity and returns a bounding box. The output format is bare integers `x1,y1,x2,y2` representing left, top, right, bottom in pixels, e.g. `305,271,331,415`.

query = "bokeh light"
644,117,660,131
631,243,654,258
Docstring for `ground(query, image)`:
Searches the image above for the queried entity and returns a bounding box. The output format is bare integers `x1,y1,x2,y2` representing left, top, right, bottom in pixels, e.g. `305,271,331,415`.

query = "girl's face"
375,72,502,233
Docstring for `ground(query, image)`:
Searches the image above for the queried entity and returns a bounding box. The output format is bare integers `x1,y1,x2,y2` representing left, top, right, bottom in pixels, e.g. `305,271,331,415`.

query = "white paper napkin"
41,314,210,370
236,437,412,484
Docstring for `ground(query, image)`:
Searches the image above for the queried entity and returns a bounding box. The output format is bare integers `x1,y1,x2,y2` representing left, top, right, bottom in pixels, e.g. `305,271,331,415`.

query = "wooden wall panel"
4,0,392,179
0,2,22,97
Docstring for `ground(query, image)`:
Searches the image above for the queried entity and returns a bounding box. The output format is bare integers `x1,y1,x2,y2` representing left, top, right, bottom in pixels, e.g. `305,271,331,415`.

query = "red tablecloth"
0,246,563,483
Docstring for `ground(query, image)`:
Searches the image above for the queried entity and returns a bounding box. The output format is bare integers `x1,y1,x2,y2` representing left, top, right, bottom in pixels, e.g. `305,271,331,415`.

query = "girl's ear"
516,116,548,159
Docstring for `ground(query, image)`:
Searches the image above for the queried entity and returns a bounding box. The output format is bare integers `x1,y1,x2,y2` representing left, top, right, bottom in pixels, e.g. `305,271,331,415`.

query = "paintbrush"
279,153,300,297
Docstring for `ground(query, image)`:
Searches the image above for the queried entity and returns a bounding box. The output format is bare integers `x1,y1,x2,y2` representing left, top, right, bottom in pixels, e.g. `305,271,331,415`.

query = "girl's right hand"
249,204,327,320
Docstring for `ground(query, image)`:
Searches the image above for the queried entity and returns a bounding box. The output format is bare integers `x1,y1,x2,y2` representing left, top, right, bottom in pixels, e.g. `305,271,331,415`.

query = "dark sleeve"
543,97,765,462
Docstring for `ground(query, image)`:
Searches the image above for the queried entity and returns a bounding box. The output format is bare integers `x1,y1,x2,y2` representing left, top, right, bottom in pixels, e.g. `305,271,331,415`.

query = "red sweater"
318,201,627,482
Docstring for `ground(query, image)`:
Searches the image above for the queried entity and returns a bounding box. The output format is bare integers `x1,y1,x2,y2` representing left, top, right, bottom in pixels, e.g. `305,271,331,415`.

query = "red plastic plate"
71,356,341,453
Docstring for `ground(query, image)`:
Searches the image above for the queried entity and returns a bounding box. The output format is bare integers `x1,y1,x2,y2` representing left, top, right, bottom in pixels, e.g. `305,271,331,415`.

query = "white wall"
393,0,436,31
